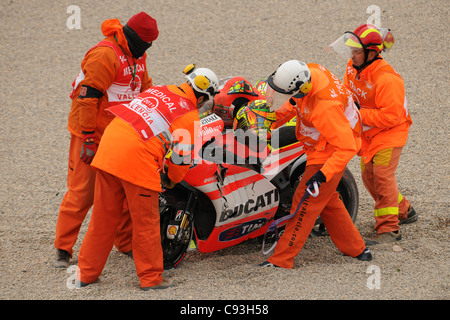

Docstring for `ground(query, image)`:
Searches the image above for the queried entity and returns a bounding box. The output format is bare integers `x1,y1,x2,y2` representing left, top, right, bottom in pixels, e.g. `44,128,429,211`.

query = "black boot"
53,249,71,268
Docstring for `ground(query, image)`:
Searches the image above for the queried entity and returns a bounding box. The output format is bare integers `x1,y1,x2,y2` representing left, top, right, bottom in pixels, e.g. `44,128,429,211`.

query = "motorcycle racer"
259,60,371,268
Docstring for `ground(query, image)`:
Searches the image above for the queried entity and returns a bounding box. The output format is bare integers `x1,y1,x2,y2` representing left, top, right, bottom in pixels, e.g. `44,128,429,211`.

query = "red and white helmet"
326,24,395,58
345,24,384,52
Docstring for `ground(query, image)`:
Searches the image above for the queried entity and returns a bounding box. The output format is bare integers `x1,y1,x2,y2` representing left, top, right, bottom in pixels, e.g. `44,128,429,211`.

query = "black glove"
160,172,176,189
306,170,326,188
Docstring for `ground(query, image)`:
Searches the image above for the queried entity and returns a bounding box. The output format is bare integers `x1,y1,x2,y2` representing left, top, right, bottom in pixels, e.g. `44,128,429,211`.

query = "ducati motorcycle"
159,109,359,270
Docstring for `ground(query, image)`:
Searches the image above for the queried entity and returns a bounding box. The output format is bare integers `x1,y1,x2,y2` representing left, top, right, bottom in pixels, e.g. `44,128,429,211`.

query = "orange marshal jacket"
67,18,153,142
273,64,362,182
91,83,200,192
343,58,412,163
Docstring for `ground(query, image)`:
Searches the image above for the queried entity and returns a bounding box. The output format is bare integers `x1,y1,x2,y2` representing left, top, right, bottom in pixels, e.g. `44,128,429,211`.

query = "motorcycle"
159,78,359,270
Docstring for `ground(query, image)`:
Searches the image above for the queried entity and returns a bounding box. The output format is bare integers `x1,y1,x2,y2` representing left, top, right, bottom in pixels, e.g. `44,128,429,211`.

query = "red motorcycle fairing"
186,163,279,253
179,112,308,253
261,141,304,180
181,113,301,253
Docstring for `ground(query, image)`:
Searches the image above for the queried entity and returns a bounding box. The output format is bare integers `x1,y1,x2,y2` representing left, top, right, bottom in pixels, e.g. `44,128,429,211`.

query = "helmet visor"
265,79,293,111
325,32,361,60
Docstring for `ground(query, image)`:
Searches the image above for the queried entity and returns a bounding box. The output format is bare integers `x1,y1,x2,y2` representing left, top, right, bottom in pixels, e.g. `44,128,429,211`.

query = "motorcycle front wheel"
159,204,193,270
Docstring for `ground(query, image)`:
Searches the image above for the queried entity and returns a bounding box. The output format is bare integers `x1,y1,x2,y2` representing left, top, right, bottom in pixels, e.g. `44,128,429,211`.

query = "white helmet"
183,64,219,100
266,60,312,111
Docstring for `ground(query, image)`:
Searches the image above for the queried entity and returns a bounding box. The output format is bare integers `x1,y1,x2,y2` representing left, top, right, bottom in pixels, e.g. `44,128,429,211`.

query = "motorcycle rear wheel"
290,166,359,236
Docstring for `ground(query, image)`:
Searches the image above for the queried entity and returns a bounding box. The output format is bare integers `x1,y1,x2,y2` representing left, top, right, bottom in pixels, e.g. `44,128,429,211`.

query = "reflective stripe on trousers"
360,147,410,233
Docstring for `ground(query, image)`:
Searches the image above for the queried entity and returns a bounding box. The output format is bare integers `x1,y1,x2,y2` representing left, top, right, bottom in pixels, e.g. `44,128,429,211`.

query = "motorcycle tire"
290,165,359,236
160,204,194,270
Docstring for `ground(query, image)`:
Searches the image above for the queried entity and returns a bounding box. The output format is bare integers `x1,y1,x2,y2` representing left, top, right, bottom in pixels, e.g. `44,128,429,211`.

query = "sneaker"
53,249,71,268
366,230,402,245
257,261,280,268
399,206,418,225
355,247,373,261
141,278,174,291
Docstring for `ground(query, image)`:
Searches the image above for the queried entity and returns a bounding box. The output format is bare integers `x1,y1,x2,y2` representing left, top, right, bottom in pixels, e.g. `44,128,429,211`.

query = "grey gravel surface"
0,0,448,301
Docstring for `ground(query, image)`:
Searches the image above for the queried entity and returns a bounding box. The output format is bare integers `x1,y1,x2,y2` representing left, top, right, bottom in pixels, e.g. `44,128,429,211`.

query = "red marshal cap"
127,12,159,42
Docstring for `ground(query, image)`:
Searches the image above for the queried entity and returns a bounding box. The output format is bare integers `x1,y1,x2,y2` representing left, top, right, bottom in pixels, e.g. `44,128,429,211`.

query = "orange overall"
344,58,412,233
54,18,153,256
267,64,366,268
77,83,200,288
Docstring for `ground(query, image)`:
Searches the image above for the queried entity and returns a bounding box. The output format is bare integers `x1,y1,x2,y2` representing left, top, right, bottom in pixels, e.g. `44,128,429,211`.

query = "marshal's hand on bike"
305,170,326,196
306,170,326,188
160,172,176,189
